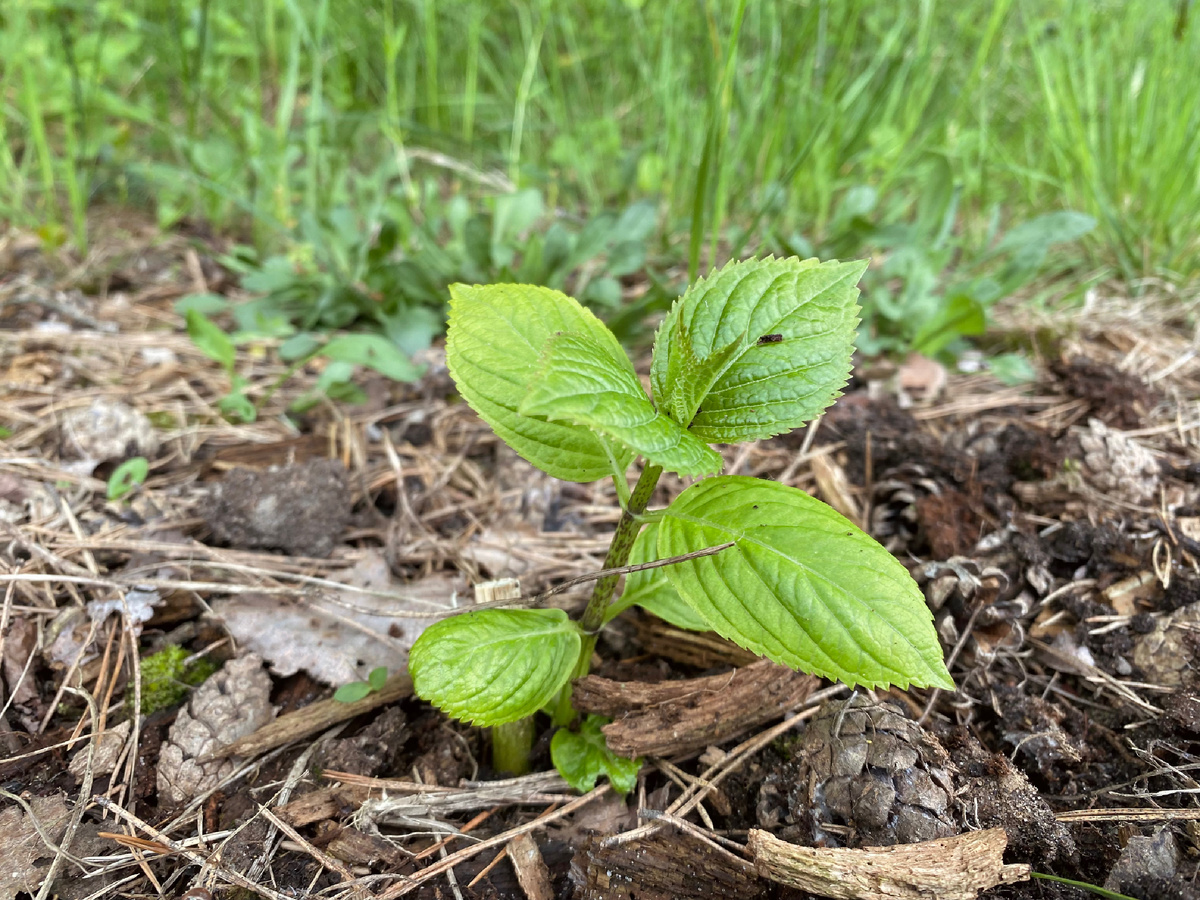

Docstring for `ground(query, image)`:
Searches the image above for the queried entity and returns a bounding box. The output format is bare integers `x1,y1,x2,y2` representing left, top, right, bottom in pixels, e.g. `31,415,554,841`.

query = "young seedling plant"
409,256,954,791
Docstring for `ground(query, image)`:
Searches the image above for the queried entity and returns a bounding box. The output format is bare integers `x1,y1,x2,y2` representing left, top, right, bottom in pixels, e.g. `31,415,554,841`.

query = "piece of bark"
572,828,766,900
572,660,818,757
634,617,760,669
323,824,412,869
508,833,553,900
748,827,1030,900
278,784,373,827
207,672,412,760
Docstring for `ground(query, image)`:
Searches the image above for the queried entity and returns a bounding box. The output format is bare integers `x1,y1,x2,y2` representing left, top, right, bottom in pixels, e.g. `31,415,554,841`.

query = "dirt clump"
1052,355,1159,429
203,458,350,557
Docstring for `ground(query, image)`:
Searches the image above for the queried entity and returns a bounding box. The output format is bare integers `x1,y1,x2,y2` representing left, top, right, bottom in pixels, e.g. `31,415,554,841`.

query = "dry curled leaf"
0,793,72,900
213,551,463,686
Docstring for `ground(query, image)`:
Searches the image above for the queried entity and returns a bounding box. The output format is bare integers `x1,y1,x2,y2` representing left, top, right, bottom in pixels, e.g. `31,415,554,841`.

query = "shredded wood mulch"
4,222,1200,899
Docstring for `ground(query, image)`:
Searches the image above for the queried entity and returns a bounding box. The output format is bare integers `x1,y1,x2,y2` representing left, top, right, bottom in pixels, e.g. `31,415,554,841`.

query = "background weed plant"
1,1,1196,279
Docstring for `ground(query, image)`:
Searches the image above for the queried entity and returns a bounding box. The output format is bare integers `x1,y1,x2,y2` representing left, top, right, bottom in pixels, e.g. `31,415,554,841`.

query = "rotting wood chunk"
570,827,766,900
572,659,817,758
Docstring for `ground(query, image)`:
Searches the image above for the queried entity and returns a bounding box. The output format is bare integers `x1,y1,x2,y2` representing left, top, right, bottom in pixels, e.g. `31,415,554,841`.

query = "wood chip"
572,660,818,757
633,617,760,669
574,828,765,900
206,672,412,760
507,833,553,900
748,827,1030,900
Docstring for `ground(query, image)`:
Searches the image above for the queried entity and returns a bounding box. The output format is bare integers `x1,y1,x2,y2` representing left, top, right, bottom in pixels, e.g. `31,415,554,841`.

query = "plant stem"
553,463,662,725
491,718,536,776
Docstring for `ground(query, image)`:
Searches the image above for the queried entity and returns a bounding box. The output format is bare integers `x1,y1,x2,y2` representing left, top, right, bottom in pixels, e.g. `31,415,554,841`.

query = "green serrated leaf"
606,522,710,631
650,257,863,443
334,682,372,703
368,666,388,691
658,476,953,690
446,283,635,483
186,309,235,373
551,715,642,795
520,333,722,477
409,608,582,726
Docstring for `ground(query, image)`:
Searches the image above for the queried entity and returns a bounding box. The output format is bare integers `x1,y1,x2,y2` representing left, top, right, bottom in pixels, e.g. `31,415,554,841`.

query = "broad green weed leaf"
446,283,635,482
658,476,953,690
606,522,710,631
520,333,721,477
551,715,642,795
322,334,420,382
651,257,863,443
186,309,235,373
409,608,582,726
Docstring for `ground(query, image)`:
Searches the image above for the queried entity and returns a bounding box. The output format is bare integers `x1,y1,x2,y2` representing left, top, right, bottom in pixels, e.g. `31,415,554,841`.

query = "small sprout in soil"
410,257,954,785
107,456,149,501
333,666,389,703
137,645,218,715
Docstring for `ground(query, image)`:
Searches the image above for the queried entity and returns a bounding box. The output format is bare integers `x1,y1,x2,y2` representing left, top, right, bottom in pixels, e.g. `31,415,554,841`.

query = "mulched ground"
4,218,1200,899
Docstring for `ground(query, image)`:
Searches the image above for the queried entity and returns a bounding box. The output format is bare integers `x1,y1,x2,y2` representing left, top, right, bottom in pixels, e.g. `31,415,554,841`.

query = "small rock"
1105,828,1179,895
204,459,350,557
60,398,159,465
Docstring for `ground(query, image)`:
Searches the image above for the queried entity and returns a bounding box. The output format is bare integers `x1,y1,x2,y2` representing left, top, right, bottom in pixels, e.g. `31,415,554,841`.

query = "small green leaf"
446,283,635,482
322,334,420,382
107,457,149,501
520,333,722,477
410,608,582,726
989,353,1038,386
607,522,710,631
334,682,372,703
911,291,986,357
551,715,642,795
650,257,863,443
175,293,231,316
367,666,388,691
218,381,257,423
186,309,235,373
658,476,953,690
279,332,322,362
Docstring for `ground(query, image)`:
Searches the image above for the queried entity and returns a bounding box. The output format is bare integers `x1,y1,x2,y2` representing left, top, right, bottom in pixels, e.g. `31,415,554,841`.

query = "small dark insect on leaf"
757,333,784,345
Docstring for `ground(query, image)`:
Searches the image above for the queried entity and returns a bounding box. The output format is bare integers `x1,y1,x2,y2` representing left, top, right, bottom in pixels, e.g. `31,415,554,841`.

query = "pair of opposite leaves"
410,257,953,727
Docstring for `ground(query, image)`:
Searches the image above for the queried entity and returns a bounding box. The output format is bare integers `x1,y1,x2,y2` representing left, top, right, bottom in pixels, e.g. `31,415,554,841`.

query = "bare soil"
4,221,1200,899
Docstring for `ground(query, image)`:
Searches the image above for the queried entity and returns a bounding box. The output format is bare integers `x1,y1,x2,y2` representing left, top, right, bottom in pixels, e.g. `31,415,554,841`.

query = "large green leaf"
650,257,863,443
520,333,722,477
658,476,953,690
446,283,634,482
606,522,710,631
409,608,582,726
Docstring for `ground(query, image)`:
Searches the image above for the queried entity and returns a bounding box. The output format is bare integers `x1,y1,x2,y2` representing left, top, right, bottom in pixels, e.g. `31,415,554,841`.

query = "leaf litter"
3,220,1200,898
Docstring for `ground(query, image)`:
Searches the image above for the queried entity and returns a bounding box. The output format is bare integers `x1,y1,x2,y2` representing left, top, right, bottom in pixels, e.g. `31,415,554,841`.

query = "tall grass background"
1,0,1196,280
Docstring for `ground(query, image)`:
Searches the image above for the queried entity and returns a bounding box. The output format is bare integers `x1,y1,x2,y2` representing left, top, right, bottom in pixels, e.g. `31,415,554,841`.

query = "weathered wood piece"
507,833,553,900
572,660,818,757
748,827,1030,900
572,828,766,900
207,672,412,760
634,617,760,669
